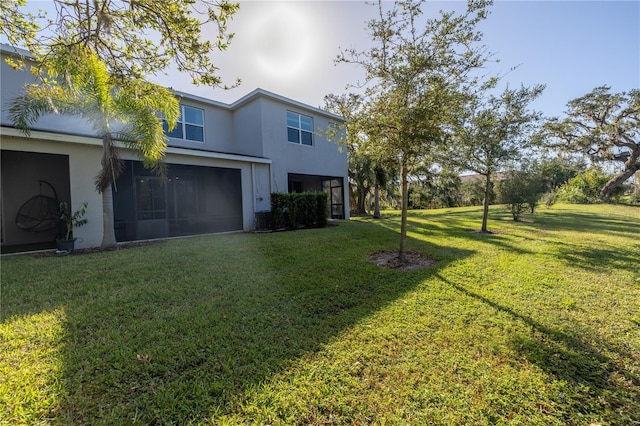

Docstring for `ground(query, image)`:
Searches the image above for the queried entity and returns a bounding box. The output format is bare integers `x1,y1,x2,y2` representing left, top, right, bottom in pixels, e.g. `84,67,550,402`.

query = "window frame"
287,111,313,146
163,105,205,143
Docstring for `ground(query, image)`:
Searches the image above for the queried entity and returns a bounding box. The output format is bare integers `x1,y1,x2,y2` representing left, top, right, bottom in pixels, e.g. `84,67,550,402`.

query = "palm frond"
112,80,178,174
9,85,80,134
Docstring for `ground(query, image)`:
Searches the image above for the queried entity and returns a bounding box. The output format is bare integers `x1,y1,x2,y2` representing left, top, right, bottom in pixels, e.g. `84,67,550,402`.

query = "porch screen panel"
167,164,242,236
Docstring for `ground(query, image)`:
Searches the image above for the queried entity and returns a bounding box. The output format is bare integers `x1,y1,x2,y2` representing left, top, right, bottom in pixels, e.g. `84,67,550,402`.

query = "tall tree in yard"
541,86,640,199
337,0,492,262
449,84,544,232
9,47,179,248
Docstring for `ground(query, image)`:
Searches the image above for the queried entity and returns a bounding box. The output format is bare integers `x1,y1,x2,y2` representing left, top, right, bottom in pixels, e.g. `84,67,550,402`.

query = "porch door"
322,178,345,219
135,177,169,240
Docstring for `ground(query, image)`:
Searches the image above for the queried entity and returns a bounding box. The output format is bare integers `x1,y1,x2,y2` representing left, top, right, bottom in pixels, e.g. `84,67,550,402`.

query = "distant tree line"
349,154,637,221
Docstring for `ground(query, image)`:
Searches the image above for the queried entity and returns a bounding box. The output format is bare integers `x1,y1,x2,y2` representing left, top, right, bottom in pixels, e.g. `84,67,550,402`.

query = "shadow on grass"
527,209,640,238
547,240,640,274
365,209,534,255
1,223,474,424
436,273,640,424
516,208,640,273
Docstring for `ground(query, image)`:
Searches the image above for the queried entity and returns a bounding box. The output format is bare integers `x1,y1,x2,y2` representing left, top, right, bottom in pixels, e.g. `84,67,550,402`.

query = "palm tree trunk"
101,184,117,248
481,173,491,233
399,161,408,262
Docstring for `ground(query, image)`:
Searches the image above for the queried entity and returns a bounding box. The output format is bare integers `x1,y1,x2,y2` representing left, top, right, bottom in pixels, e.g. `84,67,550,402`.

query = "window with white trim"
287,111,313,146
163,105,205,143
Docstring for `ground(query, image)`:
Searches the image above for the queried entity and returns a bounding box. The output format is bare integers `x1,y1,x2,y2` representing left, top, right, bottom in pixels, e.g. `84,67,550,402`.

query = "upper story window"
163,105,204,143
287,111,313,146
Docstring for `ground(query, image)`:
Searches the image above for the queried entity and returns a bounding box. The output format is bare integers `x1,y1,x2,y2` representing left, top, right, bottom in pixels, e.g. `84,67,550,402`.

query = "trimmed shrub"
270,192,329,230
315,192,328,228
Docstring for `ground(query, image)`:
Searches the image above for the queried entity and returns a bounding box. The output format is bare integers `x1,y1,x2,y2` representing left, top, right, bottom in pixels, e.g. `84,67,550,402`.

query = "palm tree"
9,46,179,248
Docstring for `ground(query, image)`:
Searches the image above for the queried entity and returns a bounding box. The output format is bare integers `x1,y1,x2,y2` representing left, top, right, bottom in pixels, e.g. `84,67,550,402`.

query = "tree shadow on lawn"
368,214,534,256
527,209,640,239
2,225,474,424
542,240,640,274
514,209,640,274
373,207,543,255
436,273,640,424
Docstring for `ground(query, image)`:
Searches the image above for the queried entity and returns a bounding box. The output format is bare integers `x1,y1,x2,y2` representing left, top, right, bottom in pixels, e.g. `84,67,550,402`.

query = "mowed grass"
1,204,639,425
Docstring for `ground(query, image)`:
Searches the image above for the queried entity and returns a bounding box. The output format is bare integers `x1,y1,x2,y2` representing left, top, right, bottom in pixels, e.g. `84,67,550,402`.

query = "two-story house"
0,45,349,251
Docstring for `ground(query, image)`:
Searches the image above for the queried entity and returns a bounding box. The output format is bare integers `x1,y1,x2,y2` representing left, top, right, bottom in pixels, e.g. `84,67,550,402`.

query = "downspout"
251,162,256,215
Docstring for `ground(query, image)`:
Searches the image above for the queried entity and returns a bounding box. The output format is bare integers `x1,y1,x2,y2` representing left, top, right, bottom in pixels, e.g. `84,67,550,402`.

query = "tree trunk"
373,182,381,219
399,161,408,262
481,173,491,232
101,184,117,248
357,186,368,215
601,164,640,199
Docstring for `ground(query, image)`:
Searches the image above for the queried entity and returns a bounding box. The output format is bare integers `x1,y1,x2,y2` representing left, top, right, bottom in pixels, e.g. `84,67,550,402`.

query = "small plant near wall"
57,201,88,252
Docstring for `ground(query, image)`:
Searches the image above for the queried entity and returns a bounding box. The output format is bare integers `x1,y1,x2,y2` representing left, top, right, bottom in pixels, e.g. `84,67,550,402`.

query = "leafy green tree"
542,86,640,199
460,176,491,206
498,171,528,221
372,165,390,218
449,85,544,232
535,155,586,193
408,168,462,209
349,154,375,215
9,46,179,248
555,167,622,204
324,93,395,217
2,0,239,87
337,0,492,261
498,166,542,219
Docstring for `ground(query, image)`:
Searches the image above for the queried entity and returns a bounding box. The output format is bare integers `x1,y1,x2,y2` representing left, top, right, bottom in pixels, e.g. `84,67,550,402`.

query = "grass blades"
1,204,639,425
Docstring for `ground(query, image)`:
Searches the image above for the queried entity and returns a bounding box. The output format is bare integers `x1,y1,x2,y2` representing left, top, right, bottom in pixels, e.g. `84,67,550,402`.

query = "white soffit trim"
165,146,271,164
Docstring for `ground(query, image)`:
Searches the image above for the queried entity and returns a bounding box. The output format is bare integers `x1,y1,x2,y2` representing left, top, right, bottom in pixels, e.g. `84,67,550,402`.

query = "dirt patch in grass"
368,250,436,271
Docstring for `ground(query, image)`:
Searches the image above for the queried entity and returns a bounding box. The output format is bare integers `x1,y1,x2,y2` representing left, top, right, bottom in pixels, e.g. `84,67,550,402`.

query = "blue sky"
182,0,639,119
16,1,640,118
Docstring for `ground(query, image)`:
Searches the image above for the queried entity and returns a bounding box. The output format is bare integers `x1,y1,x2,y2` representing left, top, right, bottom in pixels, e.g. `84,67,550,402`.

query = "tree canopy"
1,0,239,87
337,0,493,261
449,84,544,231
541,86,640,198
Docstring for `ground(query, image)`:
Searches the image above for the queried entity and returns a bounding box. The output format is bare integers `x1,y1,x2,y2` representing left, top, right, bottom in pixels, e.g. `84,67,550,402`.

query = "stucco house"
0,45,349,252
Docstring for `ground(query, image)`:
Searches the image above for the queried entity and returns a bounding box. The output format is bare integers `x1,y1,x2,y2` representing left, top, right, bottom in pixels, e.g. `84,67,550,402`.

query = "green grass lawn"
1,204,639,425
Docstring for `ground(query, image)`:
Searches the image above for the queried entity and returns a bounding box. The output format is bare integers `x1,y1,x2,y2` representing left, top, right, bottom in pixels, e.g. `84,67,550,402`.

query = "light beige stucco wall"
1,131,105,249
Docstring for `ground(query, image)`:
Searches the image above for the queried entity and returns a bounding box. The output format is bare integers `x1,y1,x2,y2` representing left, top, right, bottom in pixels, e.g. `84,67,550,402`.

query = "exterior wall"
252,163,271,212
257,97,350,218
232,100,265,158
1,132,105,249
1,130,271,249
